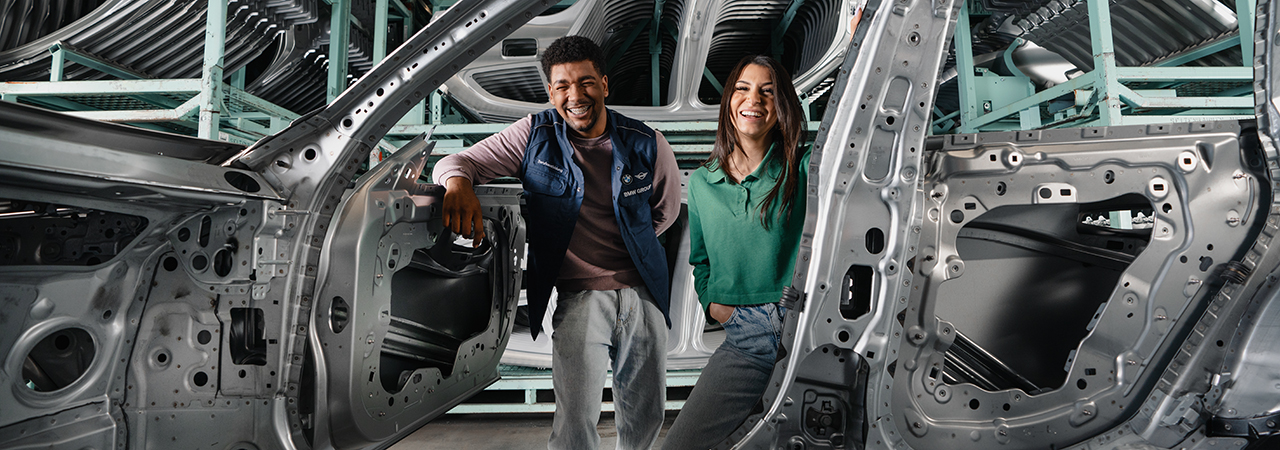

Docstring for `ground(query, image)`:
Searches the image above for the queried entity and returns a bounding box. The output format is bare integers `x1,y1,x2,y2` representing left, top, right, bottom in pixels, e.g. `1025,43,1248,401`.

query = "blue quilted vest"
521,108,671,339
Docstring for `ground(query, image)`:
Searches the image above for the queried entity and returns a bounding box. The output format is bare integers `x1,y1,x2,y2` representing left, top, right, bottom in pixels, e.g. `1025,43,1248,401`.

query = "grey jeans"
662,303,786,450
549,286,668,450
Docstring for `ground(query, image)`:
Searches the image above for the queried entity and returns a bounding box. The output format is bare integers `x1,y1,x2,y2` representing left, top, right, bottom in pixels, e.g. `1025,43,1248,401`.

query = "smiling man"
431,36,680,450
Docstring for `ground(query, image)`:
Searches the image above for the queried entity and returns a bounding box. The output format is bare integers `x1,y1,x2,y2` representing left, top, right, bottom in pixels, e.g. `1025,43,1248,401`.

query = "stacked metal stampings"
1012,0,1240,71
264,0,320,23
435,0,855,122
779,0,843,82
781,0,845,115
699,0,790,101
0,0,107,50
0,0,319,82
803,73,838,106
316,6,376,75
246,0,386,114
463,0,685,107
700,0,845,102
440,0,852,123
456,0,606,107
243,22,327,114
573,0,609,51
599,0,684,106
472,66,547,104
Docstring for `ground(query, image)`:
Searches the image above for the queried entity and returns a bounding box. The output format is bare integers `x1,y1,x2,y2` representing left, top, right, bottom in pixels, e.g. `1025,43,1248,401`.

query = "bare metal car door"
0,0,556,449
720,0,1280,447
0,102,525,450
308,135,525,449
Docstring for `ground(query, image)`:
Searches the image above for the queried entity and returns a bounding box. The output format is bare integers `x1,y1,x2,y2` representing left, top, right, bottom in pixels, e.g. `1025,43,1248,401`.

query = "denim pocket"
550,290,584,329
722,305,743,326
723,304,781,357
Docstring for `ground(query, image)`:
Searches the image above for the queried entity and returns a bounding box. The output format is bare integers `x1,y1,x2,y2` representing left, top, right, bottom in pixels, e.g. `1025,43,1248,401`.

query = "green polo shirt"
687,144,809,310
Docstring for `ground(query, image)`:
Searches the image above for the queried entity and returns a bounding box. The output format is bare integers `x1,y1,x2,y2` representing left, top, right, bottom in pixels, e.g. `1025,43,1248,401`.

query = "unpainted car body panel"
727,0,1280,447
4,0,1280,449
313,136,525,448
0,99,295,448
0,0,553,449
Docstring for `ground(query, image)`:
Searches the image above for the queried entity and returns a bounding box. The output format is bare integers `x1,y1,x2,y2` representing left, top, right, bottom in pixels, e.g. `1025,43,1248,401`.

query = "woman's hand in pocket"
709,302,735,324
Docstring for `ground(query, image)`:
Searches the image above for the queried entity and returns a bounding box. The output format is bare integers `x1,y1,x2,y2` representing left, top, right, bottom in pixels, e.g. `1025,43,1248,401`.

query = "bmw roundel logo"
622,174,633,185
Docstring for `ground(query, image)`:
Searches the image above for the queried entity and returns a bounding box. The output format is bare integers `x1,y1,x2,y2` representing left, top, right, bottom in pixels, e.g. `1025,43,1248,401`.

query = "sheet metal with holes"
1213,0,1280,429
731,0,965,446
313,136,525,448
727,0,1280,448
227,0,548,447
897,121,1264,450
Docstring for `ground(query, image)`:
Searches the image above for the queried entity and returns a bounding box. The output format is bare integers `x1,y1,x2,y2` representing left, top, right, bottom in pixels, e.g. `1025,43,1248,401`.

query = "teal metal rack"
449,366,702,414
0,0,422,148
952,0,1257,132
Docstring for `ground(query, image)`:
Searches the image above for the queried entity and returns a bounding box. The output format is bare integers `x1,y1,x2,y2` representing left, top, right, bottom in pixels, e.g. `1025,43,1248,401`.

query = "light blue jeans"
549,286,667,450
662,303,786,450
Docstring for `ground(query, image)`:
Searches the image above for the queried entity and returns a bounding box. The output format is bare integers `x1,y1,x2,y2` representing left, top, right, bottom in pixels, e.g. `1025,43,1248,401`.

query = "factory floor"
391,411,681,449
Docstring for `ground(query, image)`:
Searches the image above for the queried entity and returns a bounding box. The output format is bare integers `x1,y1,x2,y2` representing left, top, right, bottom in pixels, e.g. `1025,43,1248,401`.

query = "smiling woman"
709,55,806,226
664,55,809,450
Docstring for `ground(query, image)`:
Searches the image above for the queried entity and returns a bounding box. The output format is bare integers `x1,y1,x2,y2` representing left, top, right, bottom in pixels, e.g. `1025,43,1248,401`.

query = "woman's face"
729,63,778,146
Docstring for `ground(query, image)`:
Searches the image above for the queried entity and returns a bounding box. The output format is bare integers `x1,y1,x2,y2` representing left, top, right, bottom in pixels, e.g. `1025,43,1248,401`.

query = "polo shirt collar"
707,163,729,184
707,141,781,184
742,142,782,183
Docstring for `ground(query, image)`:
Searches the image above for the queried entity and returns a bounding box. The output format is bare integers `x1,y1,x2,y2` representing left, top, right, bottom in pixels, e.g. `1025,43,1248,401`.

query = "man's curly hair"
541,36,606,80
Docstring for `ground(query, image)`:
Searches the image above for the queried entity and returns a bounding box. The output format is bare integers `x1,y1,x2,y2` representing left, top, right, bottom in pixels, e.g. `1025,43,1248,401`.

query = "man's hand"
442,177,486,247
708,302,735,324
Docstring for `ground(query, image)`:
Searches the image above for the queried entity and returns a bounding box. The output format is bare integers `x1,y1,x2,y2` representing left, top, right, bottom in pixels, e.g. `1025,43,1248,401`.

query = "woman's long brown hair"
706,55,805,229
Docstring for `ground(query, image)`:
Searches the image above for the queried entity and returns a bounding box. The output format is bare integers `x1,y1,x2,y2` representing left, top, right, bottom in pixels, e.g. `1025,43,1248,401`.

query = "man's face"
547,60,609,139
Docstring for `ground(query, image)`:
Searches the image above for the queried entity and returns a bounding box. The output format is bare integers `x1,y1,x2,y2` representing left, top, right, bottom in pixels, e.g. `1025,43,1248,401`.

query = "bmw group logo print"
622,173,633,185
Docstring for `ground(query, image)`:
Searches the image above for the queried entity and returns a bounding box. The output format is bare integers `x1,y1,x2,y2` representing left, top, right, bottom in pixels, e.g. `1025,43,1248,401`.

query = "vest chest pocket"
617,178,653,206
523,162,570,197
